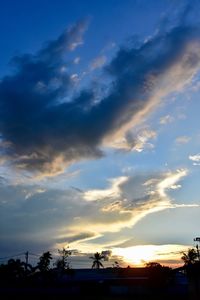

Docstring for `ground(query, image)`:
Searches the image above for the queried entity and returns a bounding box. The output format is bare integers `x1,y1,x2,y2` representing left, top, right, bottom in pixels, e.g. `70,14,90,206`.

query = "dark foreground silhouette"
1,260,200,299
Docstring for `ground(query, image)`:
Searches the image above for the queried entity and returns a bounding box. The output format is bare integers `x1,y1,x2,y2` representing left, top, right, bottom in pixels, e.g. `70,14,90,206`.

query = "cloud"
101,249,112,257
130,129,157,152
83,176,127,201
101,42,116,54
1,17,200,176
159,115,174,125
25,188,46,200
189,153,200,165
109,128,157,152
169,184,181,190
40,19,89,55
0,168,198,256
189,153,200,162
74,57,80,64
56,232,99,244
90,55,107,70
175,135,190,144
74,168,191,233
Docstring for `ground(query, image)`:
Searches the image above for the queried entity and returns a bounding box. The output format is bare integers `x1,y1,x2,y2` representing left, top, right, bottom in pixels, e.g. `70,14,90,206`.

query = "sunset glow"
113,245,189,267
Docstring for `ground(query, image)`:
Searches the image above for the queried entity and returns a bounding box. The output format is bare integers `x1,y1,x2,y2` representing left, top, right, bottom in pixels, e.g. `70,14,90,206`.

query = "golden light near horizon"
112,244,190,267
113,245,156,266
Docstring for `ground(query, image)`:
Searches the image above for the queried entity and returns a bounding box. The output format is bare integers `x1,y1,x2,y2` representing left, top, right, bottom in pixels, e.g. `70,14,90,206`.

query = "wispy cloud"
108,128,157,152
189,153,200,165
159,115,174,125
74,57,80,64
175,135,190,144
131,129,157,152
84,176,127,201
55,232,101,245
90,55,107,70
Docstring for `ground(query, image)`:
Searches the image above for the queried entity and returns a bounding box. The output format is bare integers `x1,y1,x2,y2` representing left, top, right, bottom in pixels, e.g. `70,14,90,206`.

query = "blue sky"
0,0,200,268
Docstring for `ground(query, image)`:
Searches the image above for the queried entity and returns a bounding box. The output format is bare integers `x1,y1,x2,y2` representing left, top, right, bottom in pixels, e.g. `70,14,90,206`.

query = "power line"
29,252,40,257
0,251,41,261
0,252,25,260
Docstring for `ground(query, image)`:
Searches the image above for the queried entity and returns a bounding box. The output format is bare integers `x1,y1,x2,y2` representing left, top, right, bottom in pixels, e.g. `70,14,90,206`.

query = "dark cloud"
0,18,200,175
39,19,89,59
101,250,112,261
56,232,96,244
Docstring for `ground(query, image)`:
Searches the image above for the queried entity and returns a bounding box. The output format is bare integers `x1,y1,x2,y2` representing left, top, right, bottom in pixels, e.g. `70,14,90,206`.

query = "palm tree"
181,248,198,265
90,252,104,269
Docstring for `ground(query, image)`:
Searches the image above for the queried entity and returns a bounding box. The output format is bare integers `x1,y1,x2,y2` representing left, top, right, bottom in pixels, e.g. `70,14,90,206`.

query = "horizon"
0,0,200,269
0,244,192,269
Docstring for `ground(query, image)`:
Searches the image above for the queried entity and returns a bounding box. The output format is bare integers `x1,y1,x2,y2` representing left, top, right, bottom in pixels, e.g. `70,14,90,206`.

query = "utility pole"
194,237,200,261
25,251,29,271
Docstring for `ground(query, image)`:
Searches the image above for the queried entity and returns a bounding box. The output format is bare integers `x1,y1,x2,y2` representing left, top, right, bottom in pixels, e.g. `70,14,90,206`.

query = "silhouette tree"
181,248,198,265
145,262,162,269
145,261,171,288
112,261,120,268
7,259,26,278
0,258,33,282
37,251,52,272
55,247,71,270
90,252,104,269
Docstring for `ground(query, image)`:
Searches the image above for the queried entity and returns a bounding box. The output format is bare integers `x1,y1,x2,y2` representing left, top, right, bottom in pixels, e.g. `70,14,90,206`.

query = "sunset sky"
0,0,200,268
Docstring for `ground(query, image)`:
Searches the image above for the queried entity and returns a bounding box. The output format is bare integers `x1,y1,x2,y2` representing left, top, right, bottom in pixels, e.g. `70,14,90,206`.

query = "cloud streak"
175,136,190,144
1,18,200,176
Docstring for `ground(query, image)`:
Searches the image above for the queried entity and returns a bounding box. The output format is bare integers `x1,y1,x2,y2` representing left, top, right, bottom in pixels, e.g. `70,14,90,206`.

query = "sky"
0,0,200,268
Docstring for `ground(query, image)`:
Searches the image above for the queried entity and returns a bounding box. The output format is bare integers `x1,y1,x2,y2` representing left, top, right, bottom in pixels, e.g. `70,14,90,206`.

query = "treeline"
0,246,200,288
